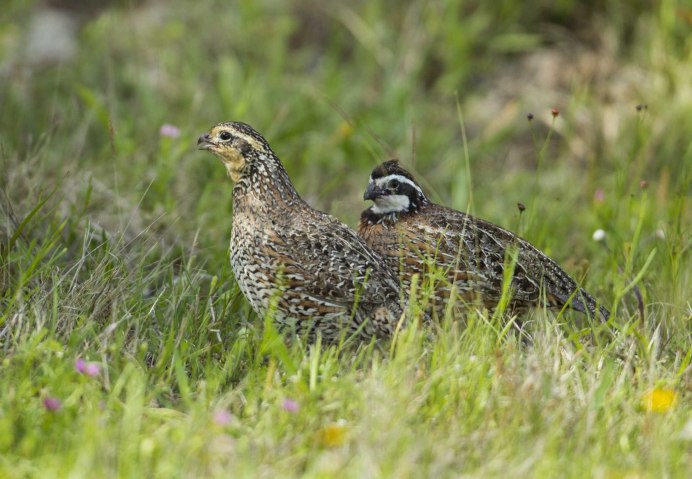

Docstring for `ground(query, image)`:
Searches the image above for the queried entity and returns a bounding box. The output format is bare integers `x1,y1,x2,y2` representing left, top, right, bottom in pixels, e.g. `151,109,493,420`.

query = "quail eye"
219,131,232,141
389,179,400,189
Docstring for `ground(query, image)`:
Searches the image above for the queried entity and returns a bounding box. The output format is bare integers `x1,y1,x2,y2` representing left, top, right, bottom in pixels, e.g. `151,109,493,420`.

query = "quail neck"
231,153,305,217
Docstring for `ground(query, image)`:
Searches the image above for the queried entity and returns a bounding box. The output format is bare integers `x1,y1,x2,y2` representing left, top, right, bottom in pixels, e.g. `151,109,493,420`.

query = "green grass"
1,0,690,477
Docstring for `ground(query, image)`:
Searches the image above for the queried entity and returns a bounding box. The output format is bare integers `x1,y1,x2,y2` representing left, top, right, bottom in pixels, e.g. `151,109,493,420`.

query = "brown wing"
420,204,607,318
269,207,403,318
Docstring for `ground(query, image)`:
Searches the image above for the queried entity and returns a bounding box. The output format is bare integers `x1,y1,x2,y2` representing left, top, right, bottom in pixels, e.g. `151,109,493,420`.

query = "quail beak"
363,182,386,201
197,133,215,151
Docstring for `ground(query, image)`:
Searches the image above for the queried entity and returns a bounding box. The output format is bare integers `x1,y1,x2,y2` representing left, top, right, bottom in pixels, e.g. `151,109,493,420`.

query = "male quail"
198,122,406,343
358,160,610,321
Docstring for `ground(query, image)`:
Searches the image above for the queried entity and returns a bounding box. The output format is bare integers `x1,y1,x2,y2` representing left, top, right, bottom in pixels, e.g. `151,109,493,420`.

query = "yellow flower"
317,421,348,447
336,122,354,140
642,388,677,412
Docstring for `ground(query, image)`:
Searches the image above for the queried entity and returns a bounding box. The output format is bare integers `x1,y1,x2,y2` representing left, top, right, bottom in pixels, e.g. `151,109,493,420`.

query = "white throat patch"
371,194,410,214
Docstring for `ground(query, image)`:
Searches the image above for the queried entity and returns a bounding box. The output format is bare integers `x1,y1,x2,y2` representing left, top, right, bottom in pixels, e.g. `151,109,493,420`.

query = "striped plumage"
198,122,406,343
358,160,610,321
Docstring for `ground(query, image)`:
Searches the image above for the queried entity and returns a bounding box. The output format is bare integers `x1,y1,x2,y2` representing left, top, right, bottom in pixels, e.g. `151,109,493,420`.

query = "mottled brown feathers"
359,161,610,321
199,122,407,343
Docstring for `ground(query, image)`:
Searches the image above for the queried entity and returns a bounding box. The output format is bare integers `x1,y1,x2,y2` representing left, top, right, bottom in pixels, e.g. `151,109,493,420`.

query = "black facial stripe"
395,181,415,197
388,176,427,211
236,138,253,155
220,121,273,152
376,174,423,194
222,121,259,140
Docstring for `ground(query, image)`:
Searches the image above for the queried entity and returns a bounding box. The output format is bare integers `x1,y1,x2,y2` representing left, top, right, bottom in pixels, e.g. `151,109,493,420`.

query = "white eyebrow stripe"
375,174,424,195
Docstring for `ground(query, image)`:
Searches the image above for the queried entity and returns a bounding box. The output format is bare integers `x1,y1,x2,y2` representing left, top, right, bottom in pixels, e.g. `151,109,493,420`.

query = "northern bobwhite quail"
197,122,406,343
358,160,610,321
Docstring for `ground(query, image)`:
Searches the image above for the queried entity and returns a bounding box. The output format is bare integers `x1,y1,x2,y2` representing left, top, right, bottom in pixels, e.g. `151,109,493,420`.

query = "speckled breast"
229,219,279,320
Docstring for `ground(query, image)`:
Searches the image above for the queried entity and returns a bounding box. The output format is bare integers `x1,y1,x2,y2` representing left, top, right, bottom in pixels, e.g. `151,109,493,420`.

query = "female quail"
198,122,406,343
358,160,610,321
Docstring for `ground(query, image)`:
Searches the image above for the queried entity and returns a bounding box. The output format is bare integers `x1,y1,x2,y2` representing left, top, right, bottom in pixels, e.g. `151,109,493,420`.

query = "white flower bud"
592,229,606,242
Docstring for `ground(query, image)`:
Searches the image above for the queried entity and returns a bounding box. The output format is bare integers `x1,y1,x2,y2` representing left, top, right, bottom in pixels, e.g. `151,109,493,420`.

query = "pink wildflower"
75,357,100,377
282,398,300,413
593,188,605,203
159,124,181,138
213,409,233,426
43,396,62,411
